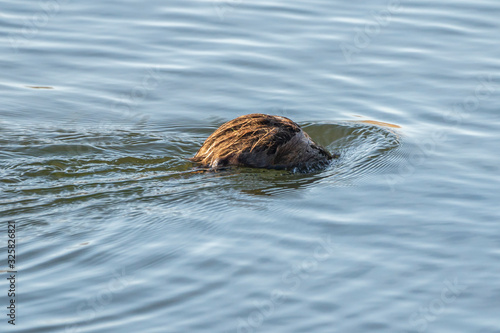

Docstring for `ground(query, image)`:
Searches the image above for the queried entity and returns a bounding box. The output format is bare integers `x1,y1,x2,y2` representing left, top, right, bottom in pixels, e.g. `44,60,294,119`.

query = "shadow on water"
0,118,406,228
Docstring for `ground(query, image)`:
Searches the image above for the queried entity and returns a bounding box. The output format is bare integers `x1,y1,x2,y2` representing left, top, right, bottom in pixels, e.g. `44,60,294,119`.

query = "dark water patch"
0,119,405,244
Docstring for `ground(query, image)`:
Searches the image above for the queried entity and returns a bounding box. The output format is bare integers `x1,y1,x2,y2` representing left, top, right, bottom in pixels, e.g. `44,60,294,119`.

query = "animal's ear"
210,158,219,168
211,157,231,169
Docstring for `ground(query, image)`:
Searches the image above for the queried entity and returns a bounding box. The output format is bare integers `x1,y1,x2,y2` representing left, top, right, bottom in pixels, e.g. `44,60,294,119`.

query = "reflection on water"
356,119,401,129
25,86,54,89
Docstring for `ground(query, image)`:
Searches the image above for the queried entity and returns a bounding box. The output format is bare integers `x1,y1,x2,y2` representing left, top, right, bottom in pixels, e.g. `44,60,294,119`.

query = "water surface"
1,0,500,332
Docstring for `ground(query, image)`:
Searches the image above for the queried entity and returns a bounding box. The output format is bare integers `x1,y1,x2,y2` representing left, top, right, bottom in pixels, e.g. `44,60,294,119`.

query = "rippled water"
1,0,500,332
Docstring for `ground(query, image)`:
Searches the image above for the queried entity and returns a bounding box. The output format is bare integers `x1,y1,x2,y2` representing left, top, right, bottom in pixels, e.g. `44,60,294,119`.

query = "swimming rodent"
190,113,336,171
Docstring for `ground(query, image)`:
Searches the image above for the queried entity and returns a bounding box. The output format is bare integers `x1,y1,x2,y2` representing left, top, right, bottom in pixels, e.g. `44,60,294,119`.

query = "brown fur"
191,114,334,171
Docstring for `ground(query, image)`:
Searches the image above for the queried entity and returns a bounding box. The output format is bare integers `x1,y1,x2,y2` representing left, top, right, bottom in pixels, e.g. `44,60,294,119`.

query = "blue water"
1,0,500,332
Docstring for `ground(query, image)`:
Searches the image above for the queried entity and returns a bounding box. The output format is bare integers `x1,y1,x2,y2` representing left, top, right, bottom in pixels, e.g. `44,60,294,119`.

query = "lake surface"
1,0,500,332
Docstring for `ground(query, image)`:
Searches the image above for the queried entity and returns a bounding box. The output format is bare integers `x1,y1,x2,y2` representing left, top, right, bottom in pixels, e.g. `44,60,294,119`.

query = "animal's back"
191,113,334,171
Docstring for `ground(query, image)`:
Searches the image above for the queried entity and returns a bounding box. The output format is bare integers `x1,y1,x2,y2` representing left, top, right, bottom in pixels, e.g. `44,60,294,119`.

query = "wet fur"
191,114,334,171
